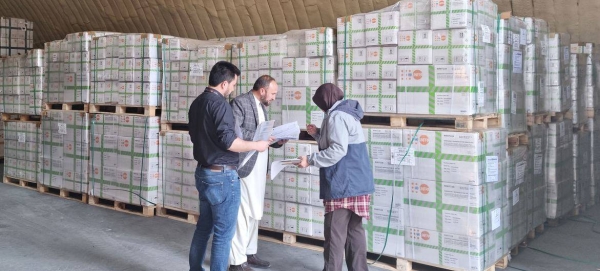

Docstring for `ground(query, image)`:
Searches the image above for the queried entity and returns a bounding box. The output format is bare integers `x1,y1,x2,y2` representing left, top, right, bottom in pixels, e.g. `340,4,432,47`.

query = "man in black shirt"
189,61,271,271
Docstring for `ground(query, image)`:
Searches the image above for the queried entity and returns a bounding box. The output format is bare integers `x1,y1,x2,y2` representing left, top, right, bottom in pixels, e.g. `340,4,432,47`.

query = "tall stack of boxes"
569,44,588,126
90,35,121,105
546,121,575,219
519,18,549,114
162,38,230,123
159,131,198,214
3,121,41,182
25,50,44,115
528,123,547,230
546,33,571,113
397,0,498,115
0,17,34,56
0,56,27,113
44,32,118,104
89,114,161,206
40,111,90,193
337,14,367,110
281,28,336,128
572,128,591,208
506,145,529,248
498,14,527,133
589,116,600,203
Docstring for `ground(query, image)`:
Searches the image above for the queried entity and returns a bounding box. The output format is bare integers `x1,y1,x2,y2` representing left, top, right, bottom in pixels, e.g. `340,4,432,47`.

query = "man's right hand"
254,140,271,152
307,124,318,135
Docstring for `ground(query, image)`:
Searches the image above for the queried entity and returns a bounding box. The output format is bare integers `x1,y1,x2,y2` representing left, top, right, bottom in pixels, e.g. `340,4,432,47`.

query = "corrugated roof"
0,0,598,47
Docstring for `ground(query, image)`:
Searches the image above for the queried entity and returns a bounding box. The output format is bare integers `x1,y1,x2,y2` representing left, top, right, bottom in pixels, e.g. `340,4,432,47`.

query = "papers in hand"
239,120,275,168
272,121,300,141
270,159,301,180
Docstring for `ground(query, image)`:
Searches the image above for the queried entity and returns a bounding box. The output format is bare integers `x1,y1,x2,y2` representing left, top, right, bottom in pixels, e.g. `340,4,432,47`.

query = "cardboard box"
366,46,397,80
282,57,309,87
337,14,366,48
305,28,335,57
281,87,324,128
308,57,336,87
366,80,396,113
400,0,431,30
397,30,433,64
338,48,367,80
365,11,400,46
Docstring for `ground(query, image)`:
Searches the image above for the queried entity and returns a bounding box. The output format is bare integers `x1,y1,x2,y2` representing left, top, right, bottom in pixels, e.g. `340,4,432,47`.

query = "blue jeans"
189,167,241,271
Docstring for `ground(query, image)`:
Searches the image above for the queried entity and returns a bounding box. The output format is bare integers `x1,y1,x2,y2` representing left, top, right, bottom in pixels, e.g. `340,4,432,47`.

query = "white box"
305,28,335,57
400,0,431,30
282,57,309,87
366,80,396,113
308,57,336,87
398,30,433,64
337,14,366,48
365,11,400,46
338,48,367,80
367,46,397,80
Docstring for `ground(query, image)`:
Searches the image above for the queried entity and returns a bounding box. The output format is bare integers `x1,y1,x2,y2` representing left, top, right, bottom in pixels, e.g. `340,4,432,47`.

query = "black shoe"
247,254,271,269
229,262,254,271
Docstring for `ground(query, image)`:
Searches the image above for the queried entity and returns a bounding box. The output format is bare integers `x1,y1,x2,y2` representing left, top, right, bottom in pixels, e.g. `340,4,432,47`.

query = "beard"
260,94,271,106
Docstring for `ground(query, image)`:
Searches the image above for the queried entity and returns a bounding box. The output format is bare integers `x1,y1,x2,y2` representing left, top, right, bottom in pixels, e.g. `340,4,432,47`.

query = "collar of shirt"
205,87,225,99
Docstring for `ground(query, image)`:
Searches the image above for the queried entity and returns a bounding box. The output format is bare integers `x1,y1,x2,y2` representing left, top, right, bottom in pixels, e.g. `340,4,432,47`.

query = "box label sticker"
481,25,491,43
477,81,485,106
511,92,517,115
534,153,543,175
58,123,67,135
512,33,520,49
513,189,520,206
520,29,527,45
391,146,415,166
486,156,499,183
189,63,203,76
18,132,26,143
491,208,501,230
513,50,523,74
516,161,526,185
564,47,570,61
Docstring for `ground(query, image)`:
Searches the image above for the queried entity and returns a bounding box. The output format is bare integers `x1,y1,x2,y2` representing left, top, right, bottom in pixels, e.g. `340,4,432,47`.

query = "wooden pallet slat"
160,122,189,132
44,102,89,112
88,196,155,217
1,113,42,122
37,184,88,203
527,112,549,126
2,176,38,191
362,113,501,131
156,205,198,224
89,103,160,116
507,133,529,148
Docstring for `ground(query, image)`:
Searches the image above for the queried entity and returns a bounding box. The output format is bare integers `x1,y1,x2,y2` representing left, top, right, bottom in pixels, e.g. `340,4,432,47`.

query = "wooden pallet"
160,122,189,131
547,110,573,122
44,102,89,111
586,109,598,118
527,113,549,126
258,227,505,271
1,113,41,122
362,113,500,131
88,196,155,217
507,133,529,148
37,184,88,203
156,205,198,224
89,104,160,116
527,223,545,240
2,176,38,191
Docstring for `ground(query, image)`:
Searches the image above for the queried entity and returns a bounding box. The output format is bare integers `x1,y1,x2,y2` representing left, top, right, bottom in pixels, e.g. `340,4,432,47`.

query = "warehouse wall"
1,0,599,47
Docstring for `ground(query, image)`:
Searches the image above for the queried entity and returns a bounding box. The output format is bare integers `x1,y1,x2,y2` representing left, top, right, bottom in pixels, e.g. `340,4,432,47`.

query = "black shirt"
189,87,239,166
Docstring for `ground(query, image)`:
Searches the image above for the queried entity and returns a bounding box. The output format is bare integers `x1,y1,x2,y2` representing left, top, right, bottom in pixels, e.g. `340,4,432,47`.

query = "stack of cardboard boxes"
519,18,549,114
546,121,575,219
3,121,41,183
89,114,161,206
159,131,198,214
0,17,34,57
162,38,230,123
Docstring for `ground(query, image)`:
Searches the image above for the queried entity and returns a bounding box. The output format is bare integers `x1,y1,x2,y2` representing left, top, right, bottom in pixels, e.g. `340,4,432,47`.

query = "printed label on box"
391,146,415,166
491,208,501,230
511,92,517,115
513,51,523,74
486,156,498,183
58,123,67,135
516,161,526,185
513,189,520,206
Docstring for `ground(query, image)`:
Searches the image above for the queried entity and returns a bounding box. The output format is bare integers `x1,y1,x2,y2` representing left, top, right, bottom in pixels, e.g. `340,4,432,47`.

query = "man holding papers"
229,75,286,271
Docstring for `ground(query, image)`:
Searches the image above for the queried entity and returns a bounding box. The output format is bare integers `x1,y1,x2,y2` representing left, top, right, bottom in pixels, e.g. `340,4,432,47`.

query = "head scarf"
312,83,344,112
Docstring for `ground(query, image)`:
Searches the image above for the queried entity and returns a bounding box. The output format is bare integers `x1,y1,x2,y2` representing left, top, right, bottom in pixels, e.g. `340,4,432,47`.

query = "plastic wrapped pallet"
545,33,571,113
571,43,597,110
162,38,231,123
41,111,90,193
397,65,497,115
498,15,527,133
361,126,404,258
157,131,198,213
0,17,34,56
399,0,430,30
518,18,549,114
24,50,44,115
88,114,160,206
3,121,41,182
0,56,27,113
91,35,120,104
546,121,574,219
573,130,592,207
528,123,548,229
44,31,118,104
506,145,530,247
589,117,600,202
569,53,587,126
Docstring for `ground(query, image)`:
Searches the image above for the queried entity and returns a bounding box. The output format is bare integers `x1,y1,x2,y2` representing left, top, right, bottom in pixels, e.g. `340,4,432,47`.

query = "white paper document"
272,121,301,141
239,120,275,168
270,159,302,180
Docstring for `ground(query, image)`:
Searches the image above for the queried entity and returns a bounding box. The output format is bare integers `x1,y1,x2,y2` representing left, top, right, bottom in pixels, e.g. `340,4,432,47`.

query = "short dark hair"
252,75,276,91
208,61,241,87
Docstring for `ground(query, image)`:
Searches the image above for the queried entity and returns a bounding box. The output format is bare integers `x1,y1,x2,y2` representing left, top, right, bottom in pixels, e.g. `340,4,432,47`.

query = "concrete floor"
1,180,599,271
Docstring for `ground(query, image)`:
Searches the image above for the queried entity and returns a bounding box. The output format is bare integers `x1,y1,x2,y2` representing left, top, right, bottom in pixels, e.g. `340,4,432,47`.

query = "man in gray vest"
229,75,286,271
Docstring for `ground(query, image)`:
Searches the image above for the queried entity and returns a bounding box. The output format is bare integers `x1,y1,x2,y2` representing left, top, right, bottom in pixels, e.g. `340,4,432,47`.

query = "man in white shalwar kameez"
229,75,285,271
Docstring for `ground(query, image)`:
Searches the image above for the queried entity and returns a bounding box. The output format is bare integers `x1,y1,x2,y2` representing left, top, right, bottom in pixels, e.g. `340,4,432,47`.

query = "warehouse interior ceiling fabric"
1,0,599,47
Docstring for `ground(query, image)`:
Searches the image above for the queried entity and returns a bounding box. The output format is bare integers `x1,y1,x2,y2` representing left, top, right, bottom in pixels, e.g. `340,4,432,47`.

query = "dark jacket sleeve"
213,100,237,150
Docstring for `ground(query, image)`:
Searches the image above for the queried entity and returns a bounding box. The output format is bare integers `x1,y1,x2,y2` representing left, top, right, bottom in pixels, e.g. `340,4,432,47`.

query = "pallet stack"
0,17,34,57
2,115,41,189
0,50,44,115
